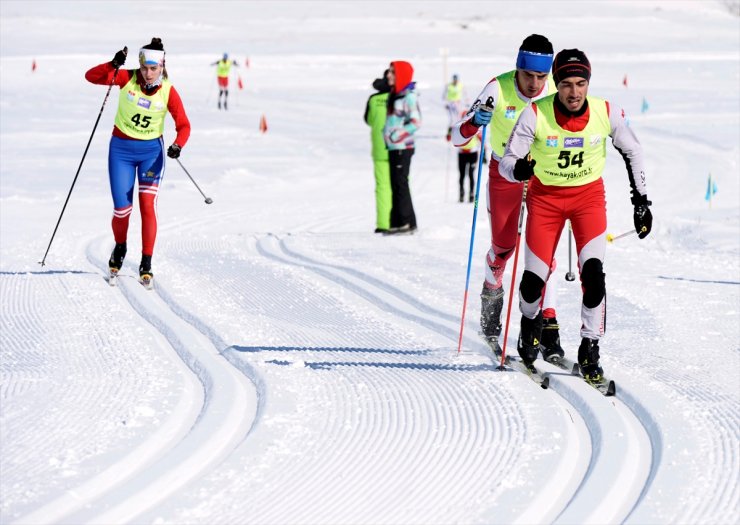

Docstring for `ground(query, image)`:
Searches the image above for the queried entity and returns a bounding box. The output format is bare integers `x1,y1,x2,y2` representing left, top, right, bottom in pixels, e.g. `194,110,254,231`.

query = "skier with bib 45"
85,38,191,288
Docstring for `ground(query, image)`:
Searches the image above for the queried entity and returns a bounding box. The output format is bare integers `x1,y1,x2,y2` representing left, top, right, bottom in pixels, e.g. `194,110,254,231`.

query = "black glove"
111,48,127,69
513,157,536,182
631,193,653,239
167,144,181,159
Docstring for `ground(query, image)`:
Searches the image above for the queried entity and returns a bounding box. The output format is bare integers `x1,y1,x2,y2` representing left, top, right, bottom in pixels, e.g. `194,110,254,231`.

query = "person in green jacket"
364,69,392,233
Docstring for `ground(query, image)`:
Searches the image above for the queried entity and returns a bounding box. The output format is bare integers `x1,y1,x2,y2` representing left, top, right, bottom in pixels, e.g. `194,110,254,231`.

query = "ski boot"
139,254,154,289
517,311,543,367
469,193,474,203
540,317,565,363
578,337,604,384
480,286,504,355
108,242,127,277
459,191,464,203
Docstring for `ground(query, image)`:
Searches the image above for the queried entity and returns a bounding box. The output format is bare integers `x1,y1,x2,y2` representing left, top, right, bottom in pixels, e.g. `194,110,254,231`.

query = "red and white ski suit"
499,96,647,339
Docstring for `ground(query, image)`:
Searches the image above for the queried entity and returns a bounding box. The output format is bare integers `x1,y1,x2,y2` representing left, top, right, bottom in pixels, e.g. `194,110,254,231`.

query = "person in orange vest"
85,38,191,287
211,53,239,110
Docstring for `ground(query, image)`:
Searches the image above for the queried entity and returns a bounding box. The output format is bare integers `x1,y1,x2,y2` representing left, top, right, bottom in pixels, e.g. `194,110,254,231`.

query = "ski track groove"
255,234,571,521
267,233,660,524
612,323,740,525
2,271,192,524
47,230,659,523
160,235,377,346
150,233,550,523
19,236,259,524
253,362,527,524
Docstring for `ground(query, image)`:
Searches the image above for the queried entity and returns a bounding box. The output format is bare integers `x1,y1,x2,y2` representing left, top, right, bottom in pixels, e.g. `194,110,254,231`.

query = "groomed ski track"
9,224,662,523
12,236,258,524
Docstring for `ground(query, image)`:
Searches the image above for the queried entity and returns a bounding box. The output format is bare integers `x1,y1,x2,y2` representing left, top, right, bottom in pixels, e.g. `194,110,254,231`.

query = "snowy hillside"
1,1,738,524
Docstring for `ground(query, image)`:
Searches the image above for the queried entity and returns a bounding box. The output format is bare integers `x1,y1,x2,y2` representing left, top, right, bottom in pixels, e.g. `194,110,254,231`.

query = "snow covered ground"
1,1,738,523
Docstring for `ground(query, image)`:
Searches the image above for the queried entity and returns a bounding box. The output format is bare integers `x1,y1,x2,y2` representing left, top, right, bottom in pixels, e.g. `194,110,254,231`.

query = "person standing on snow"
455,110,483,203
383,60,421,235
211,53,239,110
85,38,191,287
451,34,564,359
499,48,652,383
364,69,392,233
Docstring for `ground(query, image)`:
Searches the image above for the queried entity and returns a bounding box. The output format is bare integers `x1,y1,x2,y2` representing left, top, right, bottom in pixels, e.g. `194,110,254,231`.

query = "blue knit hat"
516,34,554,73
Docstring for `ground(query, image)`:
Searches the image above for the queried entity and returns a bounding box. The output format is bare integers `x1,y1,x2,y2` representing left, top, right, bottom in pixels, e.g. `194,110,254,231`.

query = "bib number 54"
557,150,584,169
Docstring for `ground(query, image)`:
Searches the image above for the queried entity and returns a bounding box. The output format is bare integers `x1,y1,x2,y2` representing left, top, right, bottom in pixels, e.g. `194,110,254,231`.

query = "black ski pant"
458,151,477,198
389,149,417,228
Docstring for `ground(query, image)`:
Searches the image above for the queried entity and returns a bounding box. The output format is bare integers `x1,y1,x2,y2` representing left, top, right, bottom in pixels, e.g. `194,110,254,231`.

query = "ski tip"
606,380,617,396
139,275,154,290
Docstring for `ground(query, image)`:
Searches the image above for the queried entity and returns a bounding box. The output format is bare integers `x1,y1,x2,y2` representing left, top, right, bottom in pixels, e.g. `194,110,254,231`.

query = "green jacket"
364,91,389,161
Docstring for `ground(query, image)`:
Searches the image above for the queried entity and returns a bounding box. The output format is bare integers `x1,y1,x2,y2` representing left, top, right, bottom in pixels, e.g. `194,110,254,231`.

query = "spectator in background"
364,69,392,233
383,60,421,235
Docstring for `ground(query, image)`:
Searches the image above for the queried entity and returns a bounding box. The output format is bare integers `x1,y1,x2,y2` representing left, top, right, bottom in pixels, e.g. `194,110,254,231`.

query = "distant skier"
211,53,239,110
499,48,652,383
452,35,563,360
443,74,467,141
383,60,421,234
364,68,392,233
85,37,191,287
455,111,483,203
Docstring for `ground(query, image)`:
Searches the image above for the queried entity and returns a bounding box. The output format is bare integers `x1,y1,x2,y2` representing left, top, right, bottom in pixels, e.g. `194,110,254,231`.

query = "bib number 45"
131,113,152,128
557,150,584,169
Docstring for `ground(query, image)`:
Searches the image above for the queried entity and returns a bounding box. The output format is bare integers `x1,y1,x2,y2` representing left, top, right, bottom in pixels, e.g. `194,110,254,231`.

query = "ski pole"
498,178,529,369
39,50,126,267
606,226,645,243
175,158,213,204
456,98,493,354
565,221,576,281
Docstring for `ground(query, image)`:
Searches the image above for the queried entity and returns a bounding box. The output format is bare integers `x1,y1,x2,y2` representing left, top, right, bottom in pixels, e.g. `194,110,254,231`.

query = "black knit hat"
142,37,164,51
553,49,591,84
519,34,553,55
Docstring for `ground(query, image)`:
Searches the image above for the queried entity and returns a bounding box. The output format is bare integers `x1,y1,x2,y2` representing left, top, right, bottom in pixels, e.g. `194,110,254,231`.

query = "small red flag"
622,74,628,87
32,59,37,72
259,114,268,133
245,57,250,68
238,76,244,90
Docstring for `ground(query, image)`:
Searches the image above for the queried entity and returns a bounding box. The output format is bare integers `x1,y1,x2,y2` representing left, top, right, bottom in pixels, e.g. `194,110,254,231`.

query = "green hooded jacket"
364,76,390,161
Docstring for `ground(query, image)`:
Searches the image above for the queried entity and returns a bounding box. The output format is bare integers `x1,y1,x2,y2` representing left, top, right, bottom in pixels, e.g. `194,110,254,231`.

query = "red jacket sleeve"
167,86,191,148
84,62,131,88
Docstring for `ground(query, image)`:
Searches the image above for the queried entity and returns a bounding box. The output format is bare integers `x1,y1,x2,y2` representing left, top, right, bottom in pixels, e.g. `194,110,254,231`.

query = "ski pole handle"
606,226,647,243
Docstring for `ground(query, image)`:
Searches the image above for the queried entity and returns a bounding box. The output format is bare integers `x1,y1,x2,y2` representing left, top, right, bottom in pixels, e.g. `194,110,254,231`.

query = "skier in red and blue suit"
85,37,190,284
